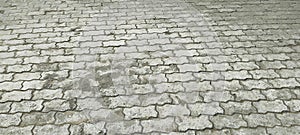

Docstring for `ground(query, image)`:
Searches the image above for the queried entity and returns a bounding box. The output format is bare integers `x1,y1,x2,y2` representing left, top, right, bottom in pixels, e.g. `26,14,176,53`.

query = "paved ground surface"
0,0,300,134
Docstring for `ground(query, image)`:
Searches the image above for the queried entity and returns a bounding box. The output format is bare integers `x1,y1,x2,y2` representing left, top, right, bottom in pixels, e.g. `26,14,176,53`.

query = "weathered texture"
0,0,299,134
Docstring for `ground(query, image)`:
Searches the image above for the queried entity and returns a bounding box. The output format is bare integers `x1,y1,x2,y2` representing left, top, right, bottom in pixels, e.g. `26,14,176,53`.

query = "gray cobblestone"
221,101,256,115
285,100,300,112
231,127,268,135
231,90,266,101
267,126,300,135
210,114,247,129
124,106,157,120
189,102,223,116
106,120,142,134
142,117,177,133
0,90,32,102
33,124,69,135
0,126,33,135
262,89,295,100
157,104,190,117
176,116,212,131
253,100,288,113
205,63,232,71
211,80,243,91
244,113,281,127
170,92,203,104
0,113,22,127
202,91,234,102
269,78,300,88
183,81,213,92
55,111,89,125
21,112,55,126
11,100,43,113
0,58,23,65
43,99,75,112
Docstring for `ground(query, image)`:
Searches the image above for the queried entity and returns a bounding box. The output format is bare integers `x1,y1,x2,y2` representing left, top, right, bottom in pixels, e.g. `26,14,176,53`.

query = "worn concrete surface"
0,0,300,134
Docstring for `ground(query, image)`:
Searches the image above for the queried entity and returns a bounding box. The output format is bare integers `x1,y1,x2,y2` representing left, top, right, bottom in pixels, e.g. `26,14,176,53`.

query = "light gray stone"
142,117,177,133
0,113,22,127
253,100,288,113
157,104,190,117
11,100,43,113
189,102,223,116
176,116,212,131
33,124,69,135
210,114,247,129
106,120,142,134
124,106,157,120
244,113,281,127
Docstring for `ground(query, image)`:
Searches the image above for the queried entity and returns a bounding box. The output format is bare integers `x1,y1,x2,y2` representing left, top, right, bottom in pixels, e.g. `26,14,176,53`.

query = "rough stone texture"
123,106,157,120
0,126,34,135
253,100,288,113
210,114,247,129
285,100,300,112
221,101,256,115
33,124,69,135
175,116,212,131
157,104,190,117
267,126,300,135
189,102,223,116
276,113,300,126
0,0,299,134
231,127,268,135
0,113,22,127
141,117,177,133
10,100,43,113
106,120,142,134
244,113,281,127
21,112,55,126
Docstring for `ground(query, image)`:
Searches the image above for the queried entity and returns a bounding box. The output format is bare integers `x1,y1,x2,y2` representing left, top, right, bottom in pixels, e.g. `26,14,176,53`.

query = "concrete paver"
0,0,300,134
